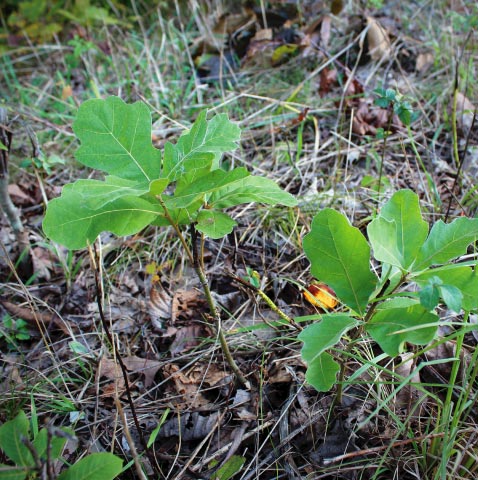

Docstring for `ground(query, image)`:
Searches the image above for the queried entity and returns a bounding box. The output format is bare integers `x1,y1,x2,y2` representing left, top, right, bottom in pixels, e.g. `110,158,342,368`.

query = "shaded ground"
1,1,478,479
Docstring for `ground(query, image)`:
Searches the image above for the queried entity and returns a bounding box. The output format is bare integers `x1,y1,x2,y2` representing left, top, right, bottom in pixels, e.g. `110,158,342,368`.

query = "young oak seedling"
43,96,297,385
299,189,478,392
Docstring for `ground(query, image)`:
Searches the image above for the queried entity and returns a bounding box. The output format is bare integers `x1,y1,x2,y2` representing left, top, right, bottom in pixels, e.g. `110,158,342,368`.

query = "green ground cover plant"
0,411,122,480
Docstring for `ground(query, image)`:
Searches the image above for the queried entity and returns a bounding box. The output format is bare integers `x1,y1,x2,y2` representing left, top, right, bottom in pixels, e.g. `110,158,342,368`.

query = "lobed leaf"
412,217,478,271
209,175,297,208
43,182,161,249
302,352,340,393
164,167,250,210
414,265,478,311
303,209,377,315
66,177,150,210
73,96,161,183
196,210,237,239
163,111,240,180
368,190,428,270
299,314,358,391
365,302,438,356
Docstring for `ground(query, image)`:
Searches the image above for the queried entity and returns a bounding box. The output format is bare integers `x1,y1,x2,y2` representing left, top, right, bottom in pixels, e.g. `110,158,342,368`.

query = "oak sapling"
299,189,478,392
43,96,297,385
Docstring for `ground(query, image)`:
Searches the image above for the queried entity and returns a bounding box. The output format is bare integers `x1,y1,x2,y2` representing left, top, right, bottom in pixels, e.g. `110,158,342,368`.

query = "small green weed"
0,410,122,479
0,314,30,349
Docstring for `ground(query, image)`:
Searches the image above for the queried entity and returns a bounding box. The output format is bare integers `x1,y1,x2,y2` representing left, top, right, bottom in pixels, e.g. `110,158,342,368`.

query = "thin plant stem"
230,273,301,331
89,245,161,477
157,196,248,387
190,225,248,387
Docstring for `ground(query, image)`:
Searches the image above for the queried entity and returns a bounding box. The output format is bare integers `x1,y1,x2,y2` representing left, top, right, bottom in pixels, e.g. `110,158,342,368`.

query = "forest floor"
1,1,478,479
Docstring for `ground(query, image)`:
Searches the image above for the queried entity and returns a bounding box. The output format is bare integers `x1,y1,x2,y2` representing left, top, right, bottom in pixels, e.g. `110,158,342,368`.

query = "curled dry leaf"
162,363,212,409
455,92,476,135
303,282,338,310
415,52,434,74
122,355,162,388
170,324,209,356
366,16,391,62
149,283,171,330
393,353,424,411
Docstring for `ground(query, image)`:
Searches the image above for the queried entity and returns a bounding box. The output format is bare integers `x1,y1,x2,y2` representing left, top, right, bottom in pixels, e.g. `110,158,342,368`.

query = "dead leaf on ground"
31,247,53,281
393,353,424,411
0,354,24,393
162,363,229,409
7,184,35,205
172,288,207,323
122,355,162,388
455,92,476,135
162,363,211,409
98,357,125,397
421,339,471,385
415,52,434,74
320,15,331,49
149,282,172,330
366,16,392,62
158,411,221,441
213,11,254,35
170,323,209,356
0,298,72,335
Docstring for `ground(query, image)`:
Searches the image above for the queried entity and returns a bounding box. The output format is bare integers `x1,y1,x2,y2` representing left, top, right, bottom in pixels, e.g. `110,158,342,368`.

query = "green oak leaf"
163,111,240,180
303,352,340,393
57,452,123,480
68,176,150,209
209,175,297,208
152,199,204,227
368,189,428,270
73,96,161,183
0,411,33,467
419,280,441,311
149,178,169,195
298,314,358,391
438,284,463,313
196,210,237,239
43,182,161,249
412,217,478,271
365,302,438,356
164,167,250,210
303,209,377,316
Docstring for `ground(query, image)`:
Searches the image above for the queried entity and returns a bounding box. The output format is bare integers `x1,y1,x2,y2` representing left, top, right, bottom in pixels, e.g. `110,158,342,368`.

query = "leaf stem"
156,196,194,263
230,273,301,331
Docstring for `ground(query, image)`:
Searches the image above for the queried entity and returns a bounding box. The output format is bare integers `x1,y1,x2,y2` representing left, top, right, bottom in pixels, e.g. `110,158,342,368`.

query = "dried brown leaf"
455,92,476,134
320,15,331,49
122,355,162,388
366,17,391,62
415,52,434,74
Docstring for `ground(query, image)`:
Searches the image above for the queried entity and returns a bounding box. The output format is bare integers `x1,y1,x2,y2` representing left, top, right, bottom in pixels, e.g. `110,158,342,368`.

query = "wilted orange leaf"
303,282,338,309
